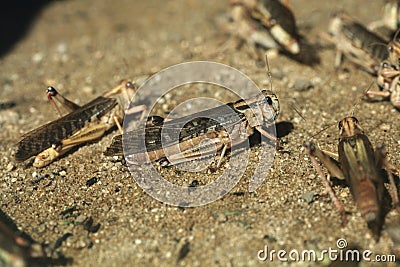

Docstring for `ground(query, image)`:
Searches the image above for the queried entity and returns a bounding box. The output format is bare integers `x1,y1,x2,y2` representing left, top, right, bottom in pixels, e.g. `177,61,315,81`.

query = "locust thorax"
241,90,279,127
338,116,364,138
260,90,280,122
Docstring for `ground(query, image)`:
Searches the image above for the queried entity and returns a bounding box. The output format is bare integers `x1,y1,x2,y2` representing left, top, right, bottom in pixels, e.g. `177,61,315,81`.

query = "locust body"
226,0,300,55
15,80,142,167
326,11,389,75
105,90,280,167
305,117,399,239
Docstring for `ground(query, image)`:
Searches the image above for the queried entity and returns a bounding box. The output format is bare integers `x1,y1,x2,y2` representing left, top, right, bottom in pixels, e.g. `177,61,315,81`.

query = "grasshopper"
305,116,399,239
224,0,300,56
365,60,400,109
105,89,280,167
15,80,145,167
105,55,281,168
324,11,389,75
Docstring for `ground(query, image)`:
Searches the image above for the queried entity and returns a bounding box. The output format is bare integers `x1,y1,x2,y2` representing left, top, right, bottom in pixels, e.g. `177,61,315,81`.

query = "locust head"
338,116,364,139
240,90,280,128
33,146,59,168
259,90,280,122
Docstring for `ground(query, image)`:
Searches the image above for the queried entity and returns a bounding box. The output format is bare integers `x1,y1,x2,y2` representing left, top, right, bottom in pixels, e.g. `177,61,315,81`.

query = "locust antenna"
311,122,336,138
368,41,390,49
368,28,400,49
350,81,374,116
392,28,400,43
291,102,306,122
265,52,274,93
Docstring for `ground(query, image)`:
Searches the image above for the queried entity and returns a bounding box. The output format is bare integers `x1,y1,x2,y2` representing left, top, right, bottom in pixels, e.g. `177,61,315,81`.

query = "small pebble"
76,240,88,249
32,171,37,178
6,163,14,172
379,123,391,131
0,110,19,125
301,192,316,204
59,170,67,176
271,68,285,80
57,43,67,53
32,52,44,63
75,215,88,224
292,79,314,91
82,86,94,95
216,213,228,223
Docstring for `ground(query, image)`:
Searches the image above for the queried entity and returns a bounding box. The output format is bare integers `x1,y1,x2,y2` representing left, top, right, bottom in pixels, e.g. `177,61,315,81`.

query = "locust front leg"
304,141,348,226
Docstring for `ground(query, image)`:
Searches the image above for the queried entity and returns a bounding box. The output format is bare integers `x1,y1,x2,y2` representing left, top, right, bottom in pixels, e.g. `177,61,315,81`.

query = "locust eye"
351,116,358,123
265,96,273,105
46,86,57,96
382,62,389,68
338,121,342,129
126,81,135,89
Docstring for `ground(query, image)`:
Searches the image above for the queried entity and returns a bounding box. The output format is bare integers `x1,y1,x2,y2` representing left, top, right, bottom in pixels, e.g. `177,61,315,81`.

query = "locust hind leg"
304,141,348,226
33,124,110,167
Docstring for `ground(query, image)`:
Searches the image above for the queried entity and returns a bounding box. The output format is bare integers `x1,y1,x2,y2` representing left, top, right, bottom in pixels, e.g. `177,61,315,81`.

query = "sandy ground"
1,0,400,266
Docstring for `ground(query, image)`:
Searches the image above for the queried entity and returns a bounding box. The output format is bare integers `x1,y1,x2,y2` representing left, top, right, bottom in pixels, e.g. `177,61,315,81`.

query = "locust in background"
365,60,400,109
14,79,146,167
219,0,300,60
363,30,400,109
305,116,399,239
369,0,400,33
324,11,389,75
